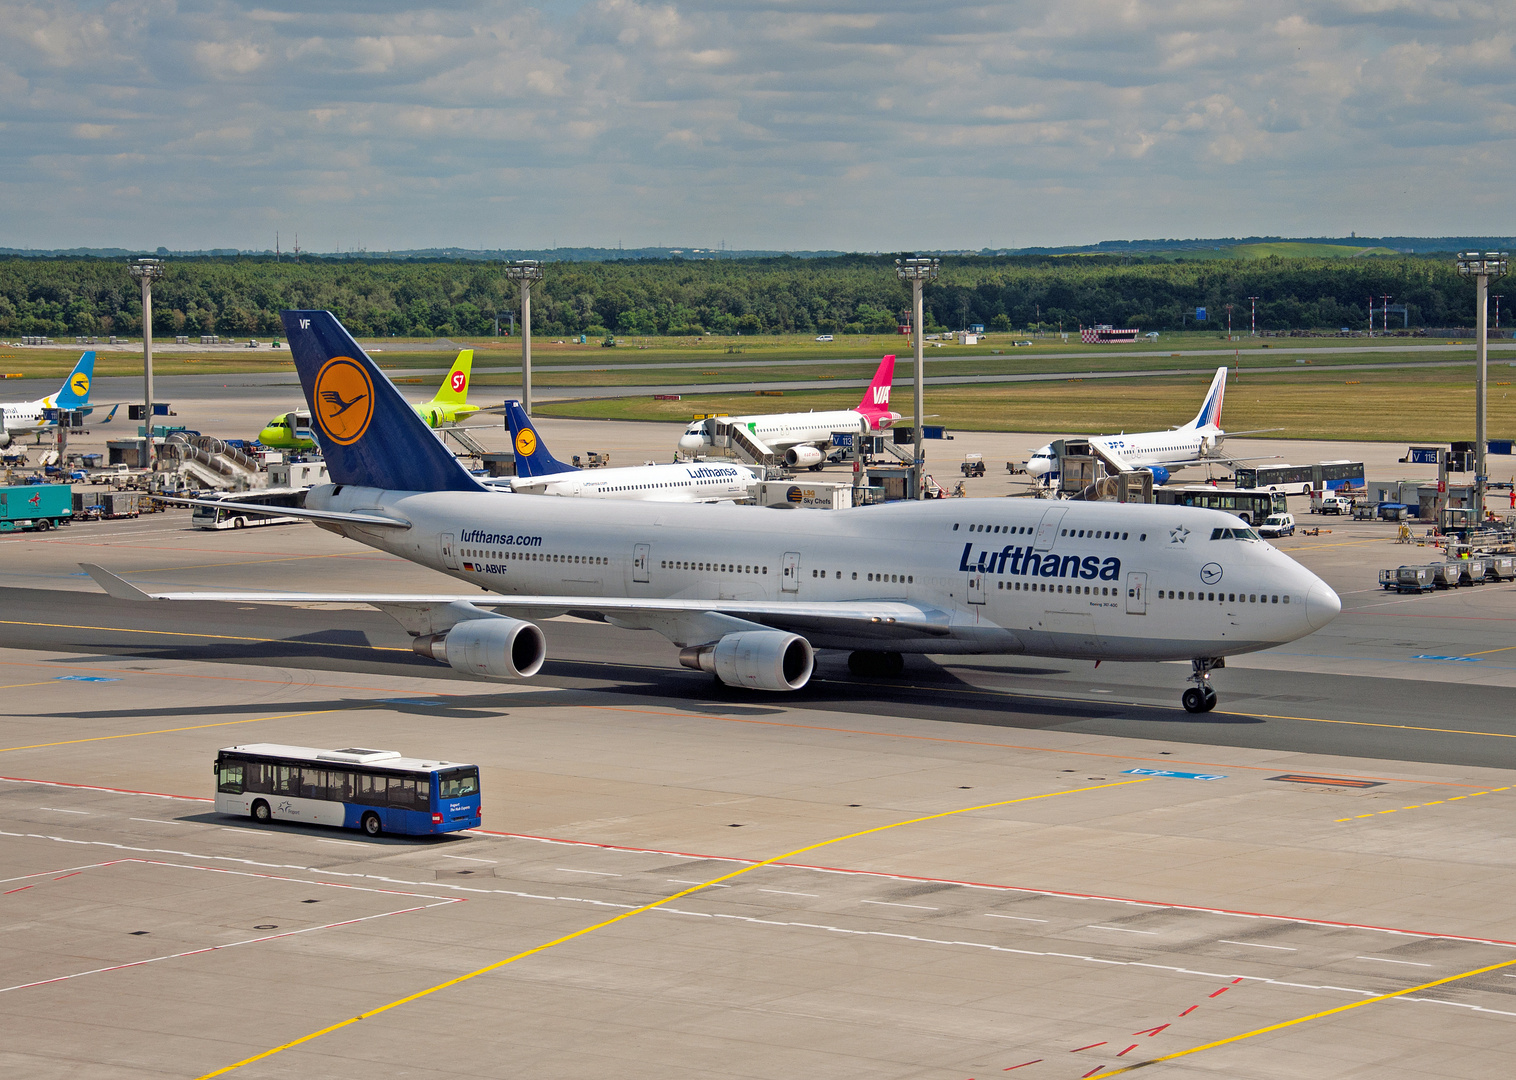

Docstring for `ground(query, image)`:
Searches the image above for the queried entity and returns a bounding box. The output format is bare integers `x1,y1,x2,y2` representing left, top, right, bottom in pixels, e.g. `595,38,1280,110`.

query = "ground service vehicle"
1310,491,1350,515
1234,461,1365,495
1154,486,1287,526
215,744,482,836
1258,513,1296,538
191,487,305,529
0,484,72,531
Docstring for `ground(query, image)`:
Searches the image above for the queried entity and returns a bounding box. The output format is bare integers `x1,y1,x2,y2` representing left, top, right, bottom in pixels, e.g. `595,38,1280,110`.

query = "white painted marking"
38,808,88,815
861,899,939,910
439,855,496,864
556,868,620,876
670,879,729,888
1220,940,1296,951
759,889,819,898
313,839,367,847
1090,925,1158,935
985,914,1049,923
129,818,194,826
1357,956,1432,967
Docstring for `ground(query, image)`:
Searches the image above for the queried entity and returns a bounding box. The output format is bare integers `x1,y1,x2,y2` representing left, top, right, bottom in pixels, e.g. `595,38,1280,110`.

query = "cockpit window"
1210,527,1261,541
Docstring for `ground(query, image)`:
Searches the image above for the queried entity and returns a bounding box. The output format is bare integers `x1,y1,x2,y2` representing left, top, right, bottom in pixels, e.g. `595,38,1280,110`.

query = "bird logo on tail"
312,358,374,444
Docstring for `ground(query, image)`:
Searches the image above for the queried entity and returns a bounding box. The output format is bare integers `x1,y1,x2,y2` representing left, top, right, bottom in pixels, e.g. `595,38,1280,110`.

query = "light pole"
895,257,939,498
1456,251,1509,521
503,261,543,414
128,258,165,468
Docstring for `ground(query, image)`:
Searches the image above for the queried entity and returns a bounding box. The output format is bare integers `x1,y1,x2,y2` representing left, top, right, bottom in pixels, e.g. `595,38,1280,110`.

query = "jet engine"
0,421,9,450
412,616,546,680
679,631,814,691
1144,465,1171,486
784,445,824,468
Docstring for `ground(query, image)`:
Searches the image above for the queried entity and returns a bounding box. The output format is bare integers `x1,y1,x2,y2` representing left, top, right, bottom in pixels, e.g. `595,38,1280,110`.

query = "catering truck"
0,484,72,532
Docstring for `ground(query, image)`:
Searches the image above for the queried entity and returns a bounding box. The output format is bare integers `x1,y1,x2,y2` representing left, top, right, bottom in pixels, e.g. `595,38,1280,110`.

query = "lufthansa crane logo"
1200,562,1224,585
312,357,374,445
451,371,467,394
70,372,90,396
514,428,537,457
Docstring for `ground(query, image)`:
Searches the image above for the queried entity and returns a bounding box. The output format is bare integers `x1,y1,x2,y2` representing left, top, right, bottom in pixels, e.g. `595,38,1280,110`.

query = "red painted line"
1178,1005,1198,1017
1116,1045,1139,1057
1209,986,1231,998
1082,1068,1106,1078
1070,1043,1107,1053
4,885,35,894
1132,1024,1169,1037
1230,977,1243,983
0,775,211,802
1003,1061,1042,1071
52,872,81,881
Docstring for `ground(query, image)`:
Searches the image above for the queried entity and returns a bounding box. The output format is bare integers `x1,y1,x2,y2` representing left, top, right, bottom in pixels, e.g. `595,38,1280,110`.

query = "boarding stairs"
711,419,779,468
441,426,490,458
159,434,265,491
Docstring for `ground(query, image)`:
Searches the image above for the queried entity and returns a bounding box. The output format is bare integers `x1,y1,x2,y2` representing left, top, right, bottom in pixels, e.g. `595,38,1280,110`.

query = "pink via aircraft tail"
855,354,899,429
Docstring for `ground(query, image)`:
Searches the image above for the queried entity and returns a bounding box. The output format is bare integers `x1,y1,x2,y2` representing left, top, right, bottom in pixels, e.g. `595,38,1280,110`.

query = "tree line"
0,253,1489,340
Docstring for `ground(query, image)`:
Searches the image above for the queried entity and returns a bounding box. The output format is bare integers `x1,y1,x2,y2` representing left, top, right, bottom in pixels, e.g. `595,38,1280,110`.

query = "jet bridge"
1049,438,1154,504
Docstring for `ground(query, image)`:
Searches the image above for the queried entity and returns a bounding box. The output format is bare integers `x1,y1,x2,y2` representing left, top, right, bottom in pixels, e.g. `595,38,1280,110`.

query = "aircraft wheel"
1182,687,1206,714
1201,687,1218,712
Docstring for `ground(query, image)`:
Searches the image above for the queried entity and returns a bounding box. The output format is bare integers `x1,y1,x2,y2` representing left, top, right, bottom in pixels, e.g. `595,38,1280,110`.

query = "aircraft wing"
152,496,411,529
81,564,953,642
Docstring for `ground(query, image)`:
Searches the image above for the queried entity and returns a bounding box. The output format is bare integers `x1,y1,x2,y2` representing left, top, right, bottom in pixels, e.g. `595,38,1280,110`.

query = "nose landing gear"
1182,657,1222,713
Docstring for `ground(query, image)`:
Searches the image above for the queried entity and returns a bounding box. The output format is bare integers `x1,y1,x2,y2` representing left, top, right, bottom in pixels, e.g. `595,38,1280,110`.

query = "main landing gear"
849,650,905,678
1182,657,1222,713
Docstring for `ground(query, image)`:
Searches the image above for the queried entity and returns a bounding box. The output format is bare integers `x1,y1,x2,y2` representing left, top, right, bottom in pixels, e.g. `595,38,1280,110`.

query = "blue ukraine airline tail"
502,400,578,478
279,310,486,493
1186,367,1226,430
52,352,95,409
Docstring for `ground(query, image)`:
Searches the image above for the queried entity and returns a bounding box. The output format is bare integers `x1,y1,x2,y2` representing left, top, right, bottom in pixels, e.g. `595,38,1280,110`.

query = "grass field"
537,366,1516,443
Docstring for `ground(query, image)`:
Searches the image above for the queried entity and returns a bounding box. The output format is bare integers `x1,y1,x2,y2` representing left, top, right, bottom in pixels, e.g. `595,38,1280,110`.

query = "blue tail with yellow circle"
52,352,95,409
502,400,578,478
279,310,486,493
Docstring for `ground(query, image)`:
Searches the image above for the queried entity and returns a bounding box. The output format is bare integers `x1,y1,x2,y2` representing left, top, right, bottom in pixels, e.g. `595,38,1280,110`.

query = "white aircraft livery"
503,400,756,502
1,352,97,447
83,312,1339,714
678,353,900,467
1026,367,1231,485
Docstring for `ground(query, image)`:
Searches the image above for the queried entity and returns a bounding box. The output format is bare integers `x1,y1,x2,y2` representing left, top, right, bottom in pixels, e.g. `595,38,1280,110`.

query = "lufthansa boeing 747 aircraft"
83,311,1339,714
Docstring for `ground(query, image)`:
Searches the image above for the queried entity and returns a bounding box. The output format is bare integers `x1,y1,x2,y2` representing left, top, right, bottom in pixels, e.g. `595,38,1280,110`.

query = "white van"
1258,512,1295,538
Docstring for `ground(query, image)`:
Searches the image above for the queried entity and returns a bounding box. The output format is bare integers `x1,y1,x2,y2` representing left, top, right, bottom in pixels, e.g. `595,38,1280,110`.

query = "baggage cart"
1379,565,1435,593
1429,563,1463,589
1484,554,1516,581
1458,559,1488,587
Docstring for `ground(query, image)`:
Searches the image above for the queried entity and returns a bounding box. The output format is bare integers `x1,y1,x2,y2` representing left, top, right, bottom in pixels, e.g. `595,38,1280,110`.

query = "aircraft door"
781,551,801,592
967,571,986,605
1125,572,1147,615
1034,507,1068,550
632,543,651,583
439,533,459,570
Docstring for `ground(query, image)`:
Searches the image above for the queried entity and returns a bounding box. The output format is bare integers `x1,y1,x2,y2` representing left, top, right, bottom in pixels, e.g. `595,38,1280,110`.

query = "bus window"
244,761,272,794
356,771,387,805
299,768,330,801
218,760,244,794
274,765,299,796
438,768,479,799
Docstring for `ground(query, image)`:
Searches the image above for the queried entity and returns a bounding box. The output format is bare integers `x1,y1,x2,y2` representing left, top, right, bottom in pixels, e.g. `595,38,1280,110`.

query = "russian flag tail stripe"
1189,367,1227,429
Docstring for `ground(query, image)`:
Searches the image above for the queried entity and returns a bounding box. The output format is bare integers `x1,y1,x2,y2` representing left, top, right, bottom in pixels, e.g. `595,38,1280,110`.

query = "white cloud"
0,0,1514,249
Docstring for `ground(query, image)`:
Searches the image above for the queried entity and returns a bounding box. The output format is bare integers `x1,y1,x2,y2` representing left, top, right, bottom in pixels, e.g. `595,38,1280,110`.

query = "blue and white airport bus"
215,744,482,836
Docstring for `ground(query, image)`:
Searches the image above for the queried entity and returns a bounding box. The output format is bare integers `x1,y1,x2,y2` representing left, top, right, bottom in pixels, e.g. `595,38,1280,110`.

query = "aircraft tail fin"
279,310,486,493
52,352,95,409
1187,367,1227,429
855,354,897,416
432,350,474,406
503,400,578,477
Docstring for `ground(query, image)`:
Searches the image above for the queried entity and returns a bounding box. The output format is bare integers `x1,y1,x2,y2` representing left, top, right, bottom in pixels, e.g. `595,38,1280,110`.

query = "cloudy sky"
3,0,1513,251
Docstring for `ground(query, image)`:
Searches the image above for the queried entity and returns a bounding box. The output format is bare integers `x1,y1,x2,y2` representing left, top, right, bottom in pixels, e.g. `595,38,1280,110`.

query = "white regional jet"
502,400,756,502
678,353,900,467
83,311,1340,715
1026,367,1237,486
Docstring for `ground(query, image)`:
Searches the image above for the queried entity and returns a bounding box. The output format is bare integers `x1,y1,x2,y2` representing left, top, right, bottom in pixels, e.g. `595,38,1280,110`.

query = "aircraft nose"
1305,581,1341,630
678,435,705,452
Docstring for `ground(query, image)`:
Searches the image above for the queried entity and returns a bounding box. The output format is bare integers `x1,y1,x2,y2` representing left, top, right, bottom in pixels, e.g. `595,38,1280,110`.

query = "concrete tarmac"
4,489,1516,1078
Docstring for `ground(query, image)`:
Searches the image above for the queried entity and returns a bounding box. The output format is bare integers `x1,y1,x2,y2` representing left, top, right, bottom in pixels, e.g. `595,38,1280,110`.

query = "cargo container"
0,484,73,532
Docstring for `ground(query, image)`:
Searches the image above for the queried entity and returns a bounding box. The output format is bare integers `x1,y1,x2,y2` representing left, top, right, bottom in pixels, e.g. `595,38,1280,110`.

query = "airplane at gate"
0,352,98,447
83,311,1339,715
677,353,900,468
1026,367,1241,485
257,349,480,448
501,400,756,502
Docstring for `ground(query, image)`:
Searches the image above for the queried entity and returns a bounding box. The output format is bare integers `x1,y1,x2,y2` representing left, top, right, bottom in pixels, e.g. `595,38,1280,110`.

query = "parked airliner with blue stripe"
82,313,1338,714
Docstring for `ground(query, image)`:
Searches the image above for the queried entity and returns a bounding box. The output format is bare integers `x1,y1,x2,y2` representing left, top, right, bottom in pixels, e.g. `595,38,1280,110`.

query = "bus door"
1034,507,1067,550
1125,572,1147,615
439,532,459,570
781,551,800,592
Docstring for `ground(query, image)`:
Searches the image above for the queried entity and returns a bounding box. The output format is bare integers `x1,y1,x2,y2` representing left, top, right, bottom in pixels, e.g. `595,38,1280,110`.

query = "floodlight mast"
895,257,939,499
504,261,544,414
1456,251,1509,520
128,258,165,468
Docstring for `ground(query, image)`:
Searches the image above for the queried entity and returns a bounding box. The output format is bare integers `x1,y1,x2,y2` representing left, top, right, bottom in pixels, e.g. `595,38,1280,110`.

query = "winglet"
80,563,154,601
